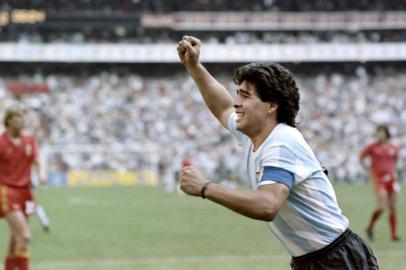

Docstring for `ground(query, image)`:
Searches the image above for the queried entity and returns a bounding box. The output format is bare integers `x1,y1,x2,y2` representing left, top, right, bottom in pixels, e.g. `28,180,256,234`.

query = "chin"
236,124,248,135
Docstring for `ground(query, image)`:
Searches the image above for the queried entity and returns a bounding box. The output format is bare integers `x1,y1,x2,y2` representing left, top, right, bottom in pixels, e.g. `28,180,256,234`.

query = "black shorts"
290,229,379,270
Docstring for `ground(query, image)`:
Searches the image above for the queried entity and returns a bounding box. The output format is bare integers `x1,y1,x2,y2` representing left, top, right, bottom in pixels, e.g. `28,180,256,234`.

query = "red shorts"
0,185,34,217
372,174,400,195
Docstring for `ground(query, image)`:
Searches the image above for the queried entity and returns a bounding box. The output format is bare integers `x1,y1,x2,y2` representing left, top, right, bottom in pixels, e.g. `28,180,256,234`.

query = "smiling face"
234,80,277,138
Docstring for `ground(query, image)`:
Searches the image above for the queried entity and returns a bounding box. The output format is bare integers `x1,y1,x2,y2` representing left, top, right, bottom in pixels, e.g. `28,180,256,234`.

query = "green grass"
0,183,405,270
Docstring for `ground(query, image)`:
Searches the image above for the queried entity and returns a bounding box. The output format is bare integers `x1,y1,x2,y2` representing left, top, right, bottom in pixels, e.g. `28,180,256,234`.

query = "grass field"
1,183,405,270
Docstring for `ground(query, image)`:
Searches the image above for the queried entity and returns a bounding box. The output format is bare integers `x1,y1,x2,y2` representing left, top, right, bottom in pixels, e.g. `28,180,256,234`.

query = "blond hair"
4,106,25,127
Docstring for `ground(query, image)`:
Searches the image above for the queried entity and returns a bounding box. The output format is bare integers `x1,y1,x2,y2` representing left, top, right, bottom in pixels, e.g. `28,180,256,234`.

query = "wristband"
200,181,212,199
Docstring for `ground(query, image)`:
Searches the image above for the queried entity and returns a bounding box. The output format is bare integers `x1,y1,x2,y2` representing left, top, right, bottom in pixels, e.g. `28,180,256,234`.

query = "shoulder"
364,141,378,150
21,132,37,142
390,142,399,149
270,124,308,153
0,132,8,144
272,124,301,142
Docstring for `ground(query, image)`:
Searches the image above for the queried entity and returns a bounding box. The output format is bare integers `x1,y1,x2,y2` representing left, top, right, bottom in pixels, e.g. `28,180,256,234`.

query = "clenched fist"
177,36,201,70
179,166,208,197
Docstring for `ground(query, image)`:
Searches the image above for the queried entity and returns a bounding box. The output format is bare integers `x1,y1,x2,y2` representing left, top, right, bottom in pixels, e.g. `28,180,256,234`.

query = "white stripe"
32,254,287,268
303,179,348,232
267,222,304,255
281,203,330,249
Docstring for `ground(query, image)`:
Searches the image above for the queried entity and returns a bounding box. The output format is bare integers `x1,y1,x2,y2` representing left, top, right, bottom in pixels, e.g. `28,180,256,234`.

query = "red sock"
13,248,29,270
367,209,383,230
389,211,398,239
5,256,16,270
5,246,16,270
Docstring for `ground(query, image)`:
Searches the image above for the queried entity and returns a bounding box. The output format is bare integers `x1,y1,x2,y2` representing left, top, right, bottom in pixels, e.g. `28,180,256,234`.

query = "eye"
238,90,249,98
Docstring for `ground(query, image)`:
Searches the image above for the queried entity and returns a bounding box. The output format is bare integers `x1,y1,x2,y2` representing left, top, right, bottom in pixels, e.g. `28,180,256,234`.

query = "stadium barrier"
42,144,159,187
0,42,405,62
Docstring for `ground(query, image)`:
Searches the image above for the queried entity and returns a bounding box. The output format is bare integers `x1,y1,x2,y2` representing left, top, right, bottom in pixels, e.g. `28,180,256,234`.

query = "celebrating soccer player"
177,36,379,269
0,106,47,270
361,124,400,241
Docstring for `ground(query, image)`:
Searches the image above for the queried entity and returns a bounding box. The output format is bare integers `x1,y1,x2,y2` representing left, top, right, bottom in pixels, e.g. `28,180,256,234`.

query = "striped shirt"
227,113,349,257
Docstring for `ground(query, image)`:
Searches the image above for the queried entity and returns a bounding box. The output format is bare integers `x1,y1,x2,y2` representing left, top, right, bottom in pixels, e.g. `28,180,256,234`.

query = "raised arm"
177,36,234,128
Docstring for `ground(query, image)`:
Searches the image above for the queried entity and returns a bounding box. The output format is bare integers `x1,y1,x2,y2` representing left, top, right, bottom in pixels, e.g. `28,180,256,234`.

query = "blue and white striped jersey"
227,113,349,257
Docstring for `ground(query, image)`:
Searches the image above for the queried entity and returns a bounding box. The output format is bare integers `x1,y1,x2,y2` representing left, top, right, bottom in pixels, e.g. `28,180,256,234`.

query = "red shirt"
0,132,38,187
361,141,398,177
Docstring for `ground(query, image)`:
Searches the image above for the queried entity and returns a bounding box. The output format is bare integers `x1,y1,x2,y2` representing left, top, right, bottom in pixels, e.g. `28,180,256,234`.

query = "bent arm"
359,146,370,170
203,183,289,222
32,157,47,185
187,64,234,128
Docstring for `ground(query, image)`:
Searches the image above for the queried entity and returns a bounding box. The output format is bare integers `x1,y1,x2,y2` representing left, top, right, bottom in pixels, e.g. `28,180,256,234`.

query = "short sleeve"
31,136,39,158
258,166,294,190
260,143,313,184
360,144,372,159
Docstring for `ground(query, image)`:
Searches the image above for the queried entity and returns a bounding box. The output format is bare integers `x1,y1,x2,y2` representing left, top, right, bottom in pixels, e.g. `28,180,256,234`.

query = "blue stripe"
287,176,347,243
271,215,315,254
260,166,294,190
288,192,338,243
311,173,349,226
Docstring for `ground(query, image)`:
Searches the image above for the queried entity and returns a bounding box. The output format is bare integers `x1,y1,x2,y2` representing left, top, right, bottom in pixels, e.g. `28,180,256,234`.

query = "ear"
267,102,278,114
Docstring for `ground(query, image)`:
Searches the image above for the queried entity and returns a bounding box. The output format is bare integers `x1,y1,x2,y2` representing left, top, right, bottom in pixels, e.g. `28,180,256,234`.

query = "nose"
233,96,242,108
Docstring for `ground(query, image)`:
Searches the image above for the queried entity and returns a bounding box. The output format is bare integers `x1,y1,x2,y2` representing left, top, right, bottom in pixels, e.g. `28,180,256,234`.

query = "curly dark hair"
376,124,391,139
233,62,300,127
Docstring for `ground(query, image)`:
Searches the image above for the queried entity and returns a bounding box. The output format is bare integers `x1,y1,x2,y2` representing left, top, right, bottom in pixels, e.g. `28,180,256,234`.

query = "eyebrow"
237,88,251,95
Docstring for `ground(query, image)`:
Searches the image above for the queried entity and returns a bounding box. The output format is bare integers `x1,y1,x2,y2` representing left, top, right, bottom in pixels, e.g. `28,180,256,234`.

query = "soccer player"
177,36,379,269
360,124,400,241
0,106,46,270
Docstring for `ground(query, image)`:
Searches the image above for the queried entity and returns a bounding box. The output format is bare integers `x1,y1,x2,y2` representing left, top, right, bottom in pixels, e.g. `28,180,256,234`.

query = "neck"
379,139,389,145
250,122,278,151
7,129,21,139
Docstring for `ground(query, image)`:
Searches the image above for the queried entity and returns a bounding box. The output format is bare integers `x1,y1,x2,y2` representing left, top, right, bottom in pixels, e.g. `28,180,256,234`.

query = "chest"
371,145,396,159
0,140,34,161
245,144,261,190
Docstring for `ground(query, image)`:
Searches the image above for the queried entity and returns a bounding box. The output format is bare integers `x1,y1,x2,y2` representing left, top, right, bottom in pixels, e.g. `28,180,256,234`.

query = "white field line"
32,254,284,268
32,250,406,268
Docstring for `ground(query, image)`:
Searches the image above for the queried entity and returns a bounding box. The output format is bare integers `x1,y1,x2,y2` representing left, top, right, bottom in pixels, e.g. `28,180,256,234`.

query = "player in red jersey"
0,106,46,270
360,124,400,241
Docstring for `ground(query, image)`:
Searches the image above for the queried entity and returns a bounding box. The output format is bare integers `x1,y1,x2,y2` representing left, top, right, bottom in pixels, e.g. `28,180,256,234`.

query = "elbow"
260,211,277,222
257,202,279,222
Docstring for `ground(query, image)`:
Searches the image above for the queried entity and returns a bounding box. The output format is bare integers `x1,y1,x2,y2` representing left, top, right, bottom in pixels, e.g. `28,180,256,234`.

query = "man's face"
234,80,271,137
376,128,388,142
7,114,24,133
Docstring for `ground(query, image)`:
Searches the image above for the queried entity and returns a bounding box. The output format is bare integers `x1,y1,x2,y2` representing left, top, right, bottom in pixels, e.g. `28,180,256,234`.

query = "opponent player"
177,36,379,269
360,124,400,241
0,106,46,270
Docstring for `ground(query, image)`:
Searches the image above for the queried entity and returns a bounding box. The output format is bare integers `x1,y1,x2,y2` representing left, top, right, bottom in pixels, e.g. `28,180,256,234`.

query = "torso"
0,132,37,187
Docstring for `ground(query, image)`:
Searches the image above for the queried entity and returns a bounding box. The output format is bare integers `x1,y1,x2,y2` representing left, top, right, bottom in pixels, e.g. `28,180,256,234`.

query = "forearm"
187,63,234,127
203,183,278,222
33,159,46,180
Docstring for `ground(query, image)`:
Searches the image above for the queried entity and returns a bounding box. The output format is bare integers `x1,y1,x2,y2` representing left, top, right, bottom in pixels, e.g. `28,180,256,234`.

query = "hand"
177,36,201,69
179,166,207,196
39,177,47,185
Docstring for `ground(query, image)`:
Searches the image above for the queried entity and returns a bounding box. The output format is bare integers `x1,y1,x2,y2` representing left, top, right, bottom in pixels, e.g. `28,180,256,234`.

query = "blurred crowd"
0,64,405,184
9,30,405,45
2,0,404,45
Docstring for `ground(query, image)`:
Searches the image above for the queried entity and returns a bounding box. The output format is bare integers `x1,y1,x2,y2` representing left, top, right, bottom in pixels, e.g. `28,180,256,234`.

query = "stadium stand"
0,1,405,185
0,63,405,183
